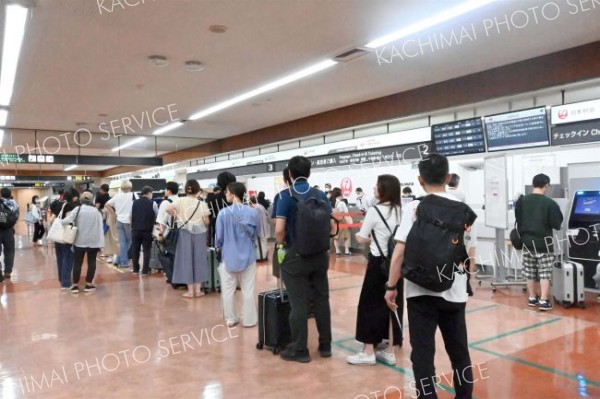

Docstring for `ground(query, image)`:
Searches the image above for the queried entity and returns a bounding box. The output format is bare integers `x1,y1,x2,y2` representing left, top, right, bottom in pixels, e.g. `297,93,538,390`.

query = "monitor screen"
569,191,600,227
484,107,550,152
432,117,485,156
574,195,600,216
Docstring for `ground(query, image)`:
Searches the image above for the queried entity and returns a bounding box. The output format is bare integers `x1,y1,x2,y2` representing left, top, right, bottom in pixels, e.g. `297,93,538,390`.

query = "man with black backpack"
385,154,478,399
275,156,334,363
0,188,19,281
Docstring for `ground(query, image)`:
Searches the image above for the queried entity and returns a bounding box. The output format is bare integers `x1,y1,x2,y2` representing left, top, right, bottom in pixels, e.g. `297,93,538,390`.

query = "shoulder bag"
47,202,68,243
371,205,399,278
509,196,524,250
63,205,82,245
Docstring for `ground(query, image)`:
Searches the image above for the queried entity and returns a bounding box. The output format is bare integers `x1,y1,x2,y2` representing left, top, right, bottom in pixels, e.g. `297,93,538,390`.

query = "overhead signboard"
188,126,432,173
188,142,432,180
0,153,161,166
551,119,600,146
551,99,600,125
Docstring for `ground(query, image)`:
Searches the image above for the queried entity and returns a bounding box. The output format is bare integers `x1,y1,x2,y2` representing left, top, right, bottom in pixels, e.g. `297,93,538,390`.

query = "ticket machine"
566,191,600,291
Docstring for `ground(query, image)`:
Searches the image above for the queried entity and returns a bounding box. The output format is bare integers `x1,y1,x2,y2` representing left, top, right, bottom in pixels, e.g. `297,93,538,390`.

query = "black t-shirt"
95,193,110,210
50,199,75,219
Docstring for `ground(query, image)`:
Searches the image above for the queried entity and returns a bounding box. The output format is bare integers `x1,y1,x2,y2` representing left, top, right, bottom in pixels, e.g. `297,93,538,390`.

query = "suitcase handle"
277,277,288,303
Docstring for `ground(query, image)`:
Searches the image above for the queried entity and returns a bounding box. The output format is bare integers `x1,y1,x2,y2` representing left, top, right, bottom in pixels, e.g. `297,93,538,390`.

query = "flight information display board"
484,107,550,152
432,117,485,156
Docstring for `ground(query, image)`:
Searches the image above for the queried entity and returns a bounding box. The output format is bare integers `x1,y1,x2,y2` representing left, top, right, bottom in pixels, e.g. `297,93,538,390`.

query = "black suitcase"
256,284,291,354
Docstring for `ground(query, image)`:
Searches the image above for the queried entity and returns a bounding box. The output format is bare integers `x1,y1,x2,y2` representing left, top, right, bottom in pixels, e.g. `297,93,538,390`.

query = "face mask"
35,200,40,204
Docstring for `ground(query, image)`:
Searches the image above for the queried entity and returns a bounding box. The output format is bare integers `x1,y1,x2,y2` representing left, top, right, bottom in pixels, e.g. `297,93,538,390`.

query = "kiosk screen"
570,191,600,226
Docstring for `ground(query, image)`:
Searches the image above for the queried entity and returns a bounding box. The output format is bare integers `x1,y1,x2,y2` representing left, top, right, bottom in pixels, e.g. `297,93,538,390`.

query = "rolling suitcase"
256,280,291,354
552,260,585,308
203,247,221,293
149,240,162,271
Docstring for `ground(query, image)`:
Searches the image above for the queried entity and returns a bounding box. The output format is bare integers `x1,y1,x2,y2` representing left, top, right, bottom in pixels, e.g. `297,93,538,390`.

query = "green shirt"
518,194,563,254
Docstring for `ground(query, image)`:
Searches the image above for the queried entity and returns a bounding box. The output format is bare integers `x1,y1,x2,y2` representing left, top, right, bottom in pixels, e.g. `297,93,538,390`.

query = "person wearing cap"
61,191,104,293
105,180,138,268
130,186,158,276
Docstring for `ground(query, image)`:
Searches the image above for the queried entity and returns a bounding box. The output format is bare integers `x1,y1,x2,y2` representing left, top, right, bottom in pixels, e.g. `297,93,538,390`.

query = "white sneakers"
346,350,396,366
375,349,396,365
346,352,376,365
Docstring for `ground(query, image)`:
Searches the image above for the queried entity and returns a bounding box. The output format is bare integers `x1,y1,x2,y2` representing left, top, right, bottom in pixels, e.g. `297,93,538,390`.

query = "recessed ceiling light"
209,25,228,34
184,61,204,72
98,113,108,117
148,55,168,67
189,59,337,121
75,122,87,126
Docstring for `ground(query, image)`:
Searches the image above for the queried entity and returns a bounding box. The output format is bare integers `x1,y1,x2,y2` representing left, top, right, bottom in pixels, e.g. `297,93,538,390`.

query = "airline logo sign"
551,99,600,125
341,177,353,198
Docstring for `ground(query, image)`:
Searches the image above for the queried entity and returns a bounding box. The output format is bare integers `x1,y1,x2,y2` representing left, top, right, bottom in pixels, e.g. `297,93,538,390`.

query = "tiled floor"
0,227,599,399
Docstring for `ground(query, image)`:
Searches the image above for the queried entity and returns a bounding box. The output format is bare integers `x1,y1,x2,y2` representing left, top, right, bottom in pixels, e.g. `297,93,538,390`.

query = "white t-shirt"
447,187,466,203
106,191,137,224
394,192,478,303
356,195,371,213
357,203,401,257
173,196,210,234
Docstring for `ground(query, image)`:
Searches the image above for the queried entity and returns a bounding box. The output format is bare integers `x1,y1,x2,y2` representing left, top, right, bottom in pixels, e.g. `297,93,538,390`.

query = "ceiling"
2,0,600,174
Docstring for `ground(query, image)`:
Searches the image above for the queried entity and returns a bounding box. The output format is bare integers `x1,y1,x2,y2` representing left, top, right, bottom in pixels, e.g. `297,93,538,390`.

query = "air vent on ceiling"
333,48,369,63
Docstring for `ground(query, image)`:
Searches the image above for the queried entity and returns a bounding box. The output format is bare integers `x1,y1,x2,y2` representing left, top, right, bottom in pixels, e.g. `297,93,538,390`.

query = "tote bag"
63,206,82,245
47,203,68,243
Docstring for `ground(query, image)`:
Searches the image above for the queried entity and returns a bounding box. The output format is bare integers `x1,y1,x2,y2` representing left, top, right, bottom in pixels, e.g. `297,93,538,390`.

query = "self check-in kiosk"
566,190,600,291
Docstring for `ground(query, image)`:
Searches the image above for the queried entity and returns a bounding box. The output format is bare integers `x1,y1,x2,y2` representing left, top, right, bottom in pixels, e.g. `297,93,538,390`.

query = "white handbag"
47,203,67,243
62,206,82,245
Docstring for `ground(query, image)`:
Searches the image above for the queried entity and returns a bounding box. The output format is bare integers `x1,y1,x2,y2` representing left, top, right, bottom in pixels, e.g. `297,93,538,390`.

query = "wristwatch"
385,282,397,291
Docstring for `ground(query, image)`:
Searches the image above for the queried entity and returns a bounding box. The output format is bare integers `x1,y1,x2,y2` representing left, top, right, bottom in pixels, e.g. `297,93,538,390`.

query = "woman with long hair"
30,195,45,245
48,188,79,290
166,180,210,298
347,174,403,366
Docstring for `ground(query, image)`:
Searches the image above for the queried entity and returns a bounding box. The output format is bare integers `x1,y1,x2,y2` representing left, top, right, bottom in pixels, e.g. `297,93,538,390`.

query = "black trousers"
72,247,99,285
280,247,331,353
355,254,403,346
33,222,45,242
0,228,15,273
132,230,153,273
408,296,473,399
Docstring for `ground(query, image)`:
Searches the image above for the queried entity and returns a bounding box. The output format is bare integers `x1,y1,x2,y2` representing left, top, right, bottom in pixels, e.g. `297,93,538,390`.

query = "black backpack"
371,205,400,277
403,195,477,292
0,200,18,229
291,188,338,256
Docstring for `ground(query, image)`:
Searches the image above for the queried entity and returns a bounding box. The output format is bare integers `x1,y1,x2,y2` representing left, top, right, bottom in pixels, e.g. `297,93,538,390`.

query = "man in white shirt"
355,187,372,215
156,181,179,239
385,154,477,399
447,173,466,203
105,180,137,268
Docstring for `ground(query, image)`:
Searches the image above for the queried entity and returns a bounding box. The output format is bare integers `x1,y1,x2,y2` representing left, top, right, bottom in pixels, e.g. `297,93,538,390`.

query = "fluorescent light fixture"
0,5,28,105
64,165,77,171
111,136,147,152
0,129,4,147
364,0,496,48
153,121,183,135
189,59,337,121
0,109,7,126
